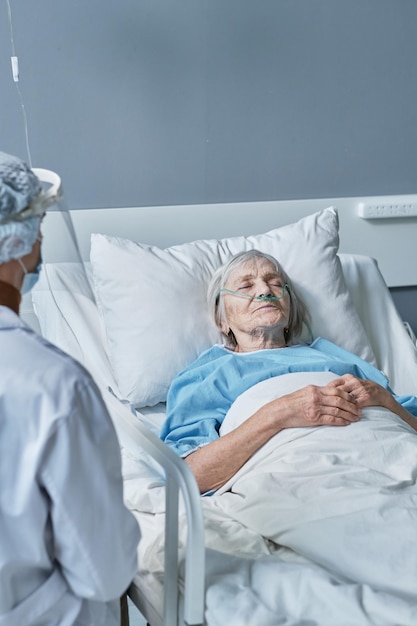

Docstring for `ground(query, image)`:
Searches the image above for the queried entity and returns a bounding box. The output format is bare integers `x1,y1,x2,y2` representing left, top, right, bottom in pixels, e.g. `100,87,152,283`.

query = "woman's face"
221,257,291,348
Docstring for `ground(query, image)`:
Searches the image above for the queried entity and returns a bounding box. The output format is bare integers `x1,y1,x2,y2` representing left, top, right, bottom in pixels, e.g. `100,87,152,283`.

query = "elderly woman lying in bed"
160,249,417,494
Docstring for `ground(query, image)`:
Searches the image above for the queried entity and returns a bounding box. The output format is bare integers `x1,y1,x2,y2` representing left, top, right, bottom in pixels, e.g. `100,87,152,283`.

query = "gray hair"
207,249,309,348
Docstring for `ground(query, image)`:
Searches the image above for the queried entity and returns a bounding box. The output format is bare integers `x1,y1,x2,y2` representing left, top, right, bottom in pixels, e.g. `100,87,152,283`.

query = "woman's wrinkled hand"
326,373,390,410
274,378,362,429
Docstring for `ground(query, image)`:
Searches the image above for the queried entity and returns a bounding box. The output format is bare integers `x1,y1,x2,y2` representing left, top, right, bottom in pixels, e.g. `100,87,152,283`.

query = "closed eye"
237,283,253,291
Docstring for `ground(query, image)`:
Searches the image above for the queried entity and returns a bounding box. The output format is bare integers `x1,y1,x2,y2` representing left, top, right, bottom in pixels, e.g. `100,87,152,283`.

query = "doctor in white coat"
0,152,140,625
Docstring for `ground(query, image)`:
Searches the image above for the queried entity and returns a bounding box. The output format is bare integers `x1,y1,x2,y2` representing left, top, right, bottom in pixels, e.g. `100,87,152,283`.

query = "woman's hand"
275,379,362,429
325,373,417,434
326,374,390,410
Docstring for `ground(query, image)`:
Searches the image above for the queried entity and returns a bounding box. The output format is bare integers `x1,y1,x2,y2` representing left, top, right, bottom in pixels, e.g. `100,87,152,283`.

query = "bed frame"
21,194,417,626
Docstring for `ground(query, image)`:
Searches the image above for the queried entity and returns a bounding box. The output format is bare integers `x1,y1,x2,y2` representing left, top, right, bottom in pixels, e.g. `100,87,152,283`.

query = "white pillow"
339,254,417,397
90,207,376,407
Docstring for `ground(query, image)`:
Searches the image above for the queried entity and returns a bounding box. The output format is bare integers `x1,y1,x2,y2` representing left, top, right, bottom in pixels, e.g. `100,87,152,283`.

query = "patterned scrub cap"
0,151,42,264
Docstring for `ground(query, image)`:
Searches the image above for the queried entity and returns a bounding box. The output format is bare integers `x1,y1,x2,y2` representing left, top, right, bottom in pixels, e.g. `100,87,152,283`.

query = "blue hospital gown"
160,338,417,457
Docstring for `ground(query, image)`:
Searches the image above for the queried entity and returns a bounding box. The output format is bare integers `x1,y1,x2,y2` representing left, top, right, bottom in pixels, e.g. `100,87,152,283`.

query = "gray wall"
1,0,417,330
1,1,417,208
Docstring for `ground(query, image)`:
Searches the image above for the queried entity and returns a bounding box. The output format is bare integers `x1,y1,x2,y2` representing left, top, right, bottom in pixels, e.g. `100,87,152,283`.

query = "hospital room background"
2,1,417,624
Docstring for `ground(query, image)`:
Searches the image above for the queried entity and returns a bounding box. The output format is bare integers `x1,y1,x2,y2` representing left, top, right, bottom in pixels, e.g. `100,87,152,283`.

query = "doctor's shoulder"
22,325,109,418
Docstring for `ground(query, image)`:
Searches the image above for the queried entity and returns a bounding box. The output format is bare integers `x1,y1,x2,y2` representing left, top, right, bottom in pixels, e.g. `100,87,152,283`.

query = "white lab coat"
0,306,140,625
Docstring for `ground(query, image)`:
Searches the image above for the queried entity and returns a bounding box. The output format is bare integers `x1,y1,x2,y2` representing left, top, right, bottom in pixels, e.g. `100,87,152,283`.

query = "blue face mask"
18,258,42,295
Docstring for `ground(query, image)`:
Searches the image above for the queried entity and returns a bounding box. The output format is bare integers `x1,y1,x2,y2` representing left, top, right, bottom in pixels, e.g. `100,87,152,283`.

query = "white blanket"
126,373,417,625
203,373,417,625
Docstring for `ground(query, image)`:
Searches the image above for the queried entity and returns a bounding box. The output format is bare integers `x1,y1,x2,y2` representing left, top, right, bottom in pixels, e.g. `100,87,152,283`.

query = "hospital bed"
22,197,417,626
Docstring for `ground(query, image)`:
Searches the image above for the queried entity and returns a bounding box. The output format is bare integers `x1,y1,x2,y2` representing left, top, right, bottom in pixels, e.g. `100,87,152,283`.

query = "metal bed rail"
103,388,206,626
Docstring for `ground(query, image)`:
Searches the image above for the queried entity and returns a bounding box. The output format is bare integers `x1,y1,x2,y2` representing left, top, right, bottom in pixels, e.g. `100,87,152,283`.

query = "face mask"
17,257,42,295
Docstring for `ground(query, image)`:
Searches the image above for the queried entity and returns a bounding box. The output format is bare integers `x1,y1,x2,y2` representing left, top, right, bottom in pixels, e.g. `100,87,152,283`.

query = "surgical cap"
0,151,42,264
